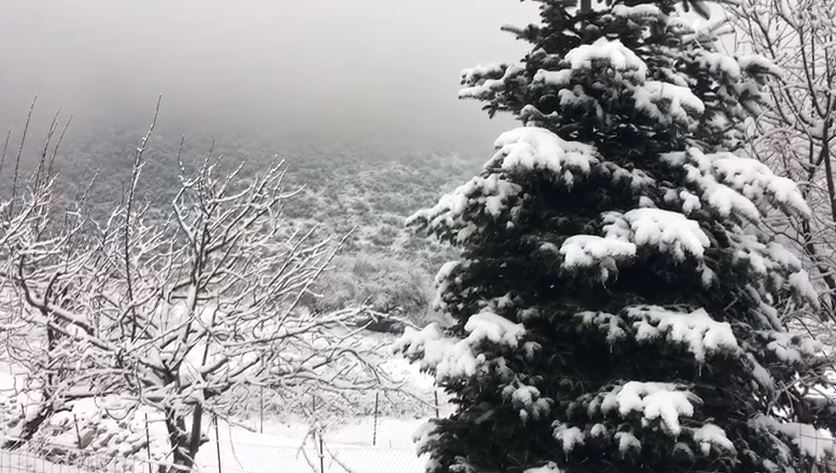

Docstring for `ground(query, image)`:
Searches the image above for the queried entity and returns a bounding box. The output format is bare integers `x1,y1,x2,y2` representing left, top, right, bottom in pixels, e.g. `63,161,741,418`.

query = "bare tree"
5,115,387,471
729,0,836,320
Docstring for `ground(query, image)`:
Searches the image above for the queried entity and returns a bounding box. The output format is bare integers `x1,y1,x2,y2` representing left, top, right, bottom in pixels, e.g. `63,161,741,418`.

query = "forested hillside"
1,127,478,326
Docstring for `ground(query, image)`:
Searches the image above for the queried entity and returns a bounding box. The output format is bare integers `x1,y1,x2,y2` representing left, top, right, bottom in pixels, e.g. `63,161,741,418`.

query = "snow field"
194,417,426,473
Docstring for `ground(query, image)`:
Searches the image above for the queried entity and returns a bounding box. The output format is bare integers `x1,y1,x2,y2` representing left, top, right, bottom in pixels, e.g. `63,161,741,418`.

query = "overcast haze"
0,0,537,153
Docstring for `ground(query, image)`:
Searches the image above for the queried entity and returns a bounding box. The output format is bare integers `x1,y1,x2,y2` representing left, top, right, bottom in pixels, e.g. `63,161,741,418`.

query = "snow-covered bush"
396,1,836,473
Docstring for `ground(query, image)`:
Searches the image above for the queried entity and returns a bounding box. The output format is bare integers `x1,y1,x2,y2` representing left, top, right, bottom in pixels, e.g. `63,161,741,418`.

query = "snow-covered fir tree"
395,1,836,472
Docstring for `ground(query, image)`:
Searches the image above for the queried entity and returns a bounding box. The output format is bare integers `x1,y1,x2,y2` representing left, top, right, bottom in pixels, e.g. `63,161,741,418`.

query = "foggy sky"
0,0,537,153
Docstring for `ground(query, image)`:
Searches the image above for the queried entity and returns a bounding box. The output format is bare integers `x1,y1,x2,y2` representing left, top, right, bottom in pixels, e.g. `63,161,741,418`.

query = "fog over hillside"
0,0,535,153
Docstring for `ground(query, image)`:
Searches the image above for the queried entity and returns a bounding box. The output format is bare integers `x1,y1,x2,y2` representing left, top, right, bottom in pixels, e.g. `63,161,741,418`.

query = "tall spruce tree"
396,1,836,472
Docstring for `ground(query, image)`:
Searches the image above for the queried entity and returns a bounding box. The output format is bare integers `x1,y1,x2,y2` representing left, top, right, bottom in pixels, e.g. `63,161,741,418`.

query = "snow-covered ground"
194,417,426,473
0,341,438,473
189,356,439,473
0,416,427,473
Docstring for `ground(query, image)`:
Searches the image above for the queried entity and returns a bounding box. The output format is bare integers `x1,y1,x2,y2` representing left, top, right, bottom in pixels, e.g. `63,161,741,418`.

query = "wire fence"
206,442,423,473
0,448,156,473
0,443,423,473
0,386,435,473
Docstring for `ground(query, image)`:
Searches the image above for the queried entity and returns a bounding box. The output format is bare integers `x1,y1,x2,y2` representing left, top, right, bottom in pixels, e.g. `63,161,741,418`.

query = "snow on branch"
663,148,811,220
625,306,739,362
559,235,636,281
393,311,525,382
750,415,835,462
712,153,811,217
757,330,823,365
737,55,783,79
604,208,710,261
8,148,390,469
563,38,648,82
493,127,599,179
459,64,525,101
609,4,665,19
405,174,522,243
552,208,711,282
633,81,705,128
575,305,739,363
691,423,737,455
600,381,700,435
408,127,600,242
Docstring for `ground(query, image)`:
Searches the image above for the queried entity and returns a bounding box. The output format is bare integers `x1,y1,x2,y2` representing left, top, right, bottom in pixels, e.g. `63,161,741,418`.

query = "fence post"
318,429,325,473
372,392,379,446
311,393,324,473
214,414,223,473
72,414,83,448
259,386,264,434
145,413,153,473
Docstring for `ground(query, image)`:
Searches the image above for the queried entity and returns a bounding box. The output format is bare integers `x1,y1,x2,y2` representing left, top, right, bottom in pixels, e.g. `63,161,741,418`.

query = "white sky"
0,0,538,153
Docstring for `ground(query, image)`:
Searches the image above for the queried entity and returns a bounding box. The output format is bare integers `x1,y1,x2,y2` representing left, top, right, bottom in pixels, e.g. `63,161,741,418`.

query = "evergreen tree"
396,1,836,472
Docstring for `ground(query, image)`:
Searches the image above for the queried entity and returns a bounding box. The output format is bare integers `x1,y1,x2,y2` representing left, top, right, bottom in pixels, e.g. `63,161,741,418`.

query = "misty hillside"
0,127,480,324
